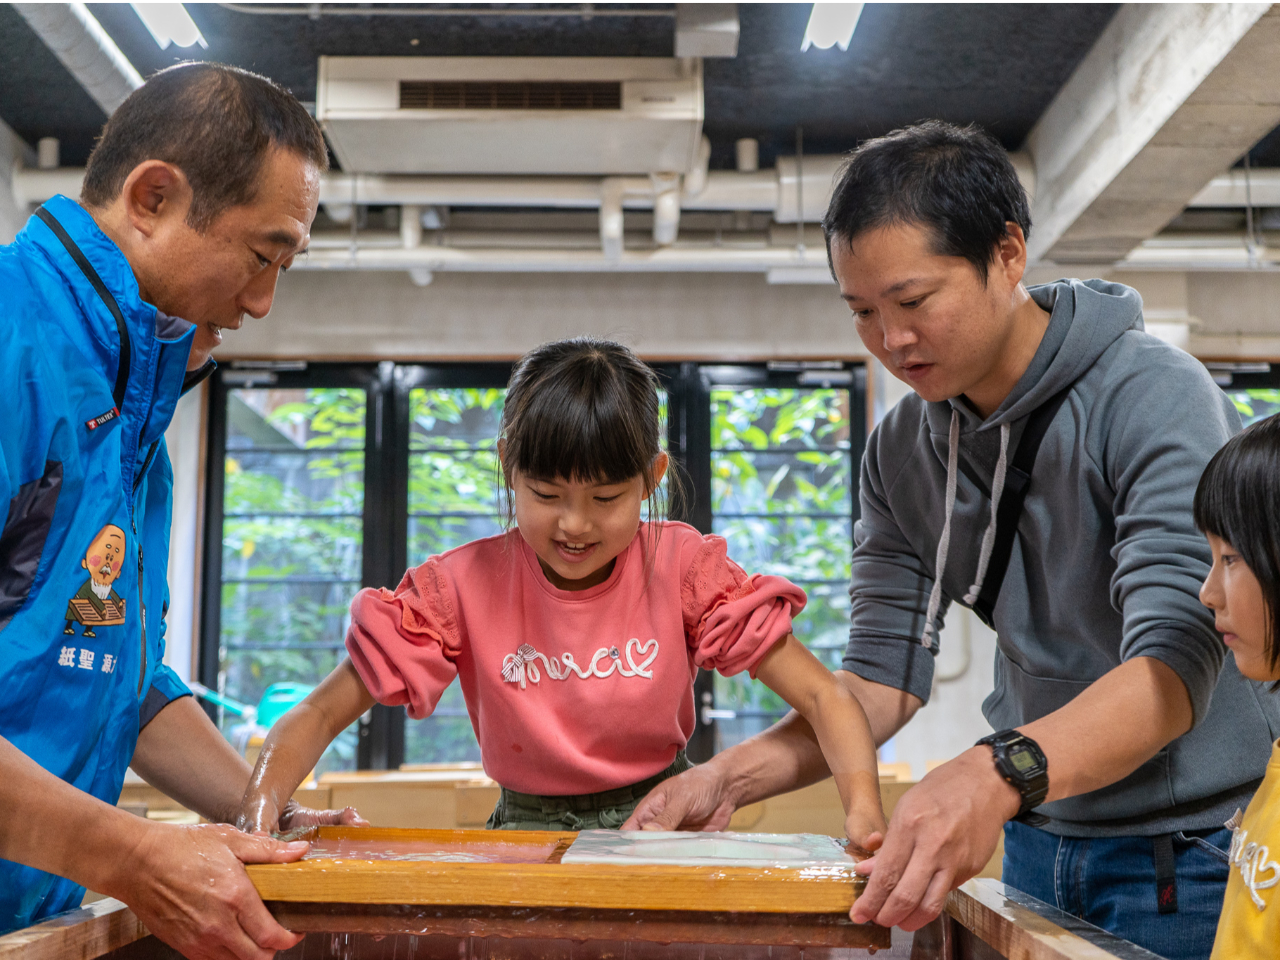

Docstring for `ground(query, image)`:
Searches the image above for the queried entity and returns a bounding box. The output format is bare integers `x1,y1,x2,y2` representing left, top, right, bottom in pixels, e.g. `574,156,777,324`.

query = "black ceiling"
1,2,1276,171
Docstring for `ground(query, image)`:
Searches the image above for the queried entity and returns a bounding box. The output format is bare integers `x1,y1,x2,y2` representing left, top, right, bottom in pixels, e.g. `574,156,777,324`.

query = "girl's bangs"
509,373,655,485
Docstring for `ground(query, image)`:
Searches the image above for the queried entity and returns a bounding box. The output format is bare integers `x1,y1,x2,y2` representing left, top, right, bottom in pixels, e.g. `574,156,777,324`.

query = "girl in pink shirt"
239,339,886,847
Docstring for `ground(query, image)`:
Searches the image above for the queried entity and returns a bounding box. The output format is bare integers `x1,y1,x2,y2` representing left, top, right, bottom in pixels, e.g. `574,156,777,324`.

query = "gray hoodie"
844,278,1280,837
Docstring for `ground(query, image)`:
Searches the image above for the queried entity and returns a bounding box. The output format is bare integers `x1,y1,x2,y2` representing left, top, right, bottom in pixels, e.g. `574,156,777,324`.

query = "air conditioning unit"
316,57,704,176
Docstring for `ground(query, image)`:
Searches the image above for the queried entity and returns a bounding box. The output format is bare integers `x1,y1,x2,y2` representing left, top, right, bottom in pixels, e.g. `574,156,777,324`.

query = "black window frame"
200,359,867,769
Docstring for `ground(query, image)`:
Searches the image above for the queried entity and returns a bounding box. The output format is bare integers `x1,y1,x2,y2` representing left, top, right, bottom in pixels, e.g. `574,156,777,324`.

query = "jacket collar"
25,195,198,450
26,195,162,374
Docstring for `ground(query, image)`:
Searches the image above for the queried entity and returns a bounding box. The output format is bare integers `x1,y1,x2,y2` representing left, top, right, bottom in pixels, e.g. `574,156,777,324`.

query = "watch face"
1009,744,1038,775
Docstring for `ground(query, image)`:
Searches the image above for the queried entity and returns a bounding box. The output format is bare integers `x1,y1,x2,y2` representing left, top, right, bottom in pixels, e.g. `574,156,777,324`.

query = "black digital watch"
976,729,1049,824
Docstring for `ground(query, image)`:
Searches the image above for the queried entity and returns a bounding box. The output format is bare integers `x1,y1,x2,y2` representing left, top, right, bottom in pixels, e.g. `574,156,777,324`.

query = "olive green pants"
487,751,693,831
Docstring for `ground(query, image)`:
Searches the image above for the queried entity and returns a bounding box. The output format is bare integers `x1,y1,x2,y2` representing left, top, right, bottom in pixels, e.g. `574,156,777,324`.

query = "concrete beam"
1189,167,1280,206
674,4,739,58
1026,3,1280,265
13,3,141,117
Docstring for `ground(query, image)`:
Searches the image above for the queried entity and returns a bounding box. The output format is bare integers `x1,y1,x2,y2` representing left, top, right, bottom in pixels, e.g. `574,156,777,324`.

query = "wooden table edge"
0,900,146,960
945,879,1165,960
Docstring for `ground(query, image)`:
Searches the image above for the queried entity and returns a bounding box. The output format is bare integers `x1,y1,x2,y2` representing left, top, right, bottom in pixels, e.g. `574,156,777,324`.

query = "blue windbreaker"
0,195,208,931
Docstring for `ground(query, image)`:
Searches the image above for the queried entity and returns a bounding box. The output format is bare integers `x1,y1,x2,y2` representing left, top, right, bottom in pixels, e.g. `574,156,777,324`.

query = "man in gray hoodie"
626,121,1278,959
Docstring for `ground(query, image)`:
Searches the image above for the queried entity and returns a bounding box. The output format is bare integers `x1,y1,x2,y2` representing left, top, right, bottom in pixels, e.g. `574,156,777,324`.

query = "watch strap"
977,729,1049,821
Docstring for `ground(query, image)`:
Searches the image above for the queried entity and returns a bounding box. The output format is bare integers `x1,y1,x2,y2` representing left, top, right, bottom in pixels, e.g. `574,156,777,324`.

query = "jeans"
1003,820,1231,960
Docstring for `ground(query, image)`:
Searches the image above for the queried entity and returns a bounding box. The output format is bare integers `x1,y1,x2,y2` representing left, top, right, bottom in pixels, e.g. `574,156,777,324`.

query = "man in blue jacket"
0,63,358,959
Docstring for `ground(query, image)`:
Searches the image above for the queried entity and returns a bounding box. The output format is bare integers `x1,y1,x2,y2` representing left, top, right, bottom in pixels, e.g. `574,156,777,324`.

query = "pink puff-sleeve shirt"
345,521,806,796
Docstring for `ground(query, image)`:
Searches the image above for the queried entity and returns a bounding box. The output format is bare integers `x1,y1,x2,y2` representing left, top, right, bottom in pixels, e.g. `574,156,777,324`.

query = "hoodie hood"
918,278,1146,647
932,279,1146,437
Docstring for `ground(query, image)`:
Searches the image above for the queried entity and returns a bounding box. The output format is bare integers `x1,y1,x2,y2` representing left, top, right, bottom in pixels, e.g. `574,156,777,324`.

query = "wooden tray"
247,826,889,950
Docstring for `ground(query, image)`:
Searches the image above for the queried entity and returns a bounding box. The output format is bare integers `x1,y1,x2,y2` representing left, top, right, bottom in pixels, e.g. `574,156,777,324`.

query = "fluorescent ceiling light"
801,3,864,52
131,4,207,50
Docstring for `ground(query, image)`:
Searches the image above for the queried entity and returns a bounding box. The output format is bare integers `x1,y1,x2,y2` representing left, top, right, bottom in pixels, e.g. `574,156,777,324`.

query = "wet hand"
107,822,310,960
278,801,368,833
844,807,886,861
849,748,1019,930
622,764,739,831
236,793,283,837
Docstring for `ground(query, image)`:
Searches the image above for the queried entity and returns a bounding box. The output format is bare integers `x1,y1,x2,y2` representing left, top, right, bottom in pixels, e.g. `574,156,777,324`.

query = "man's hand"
851,747,1018,930
103,822,311,960
623,763,740,831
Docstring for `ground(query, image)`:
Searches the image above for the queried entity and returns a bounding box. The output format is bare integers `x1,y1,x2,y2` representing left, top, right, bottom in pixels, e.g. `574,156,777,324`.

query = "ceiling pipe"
13,3,142,116
400,204,423,249
10,157,1133,254
290,242,832,274
683,135,712,199
651,172,683,246
13,165,825,217
1119,233,1278,271
598,177,650,260
218,3,675,18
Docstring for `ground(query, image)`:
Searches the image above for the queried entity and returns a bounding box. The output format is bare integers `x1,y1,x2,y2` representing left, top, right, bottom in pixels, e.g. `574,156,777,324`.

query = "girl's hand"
845,809,886,859
236,793,282,836
278,800,369,833
236,797,368,837
753,636,888,863
235,661,377,836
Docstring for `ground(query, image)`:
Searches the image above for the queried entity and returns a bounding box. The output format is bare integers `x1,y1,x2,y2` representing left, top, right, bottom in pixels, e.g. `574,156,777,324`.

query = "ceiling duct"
317,57,704,176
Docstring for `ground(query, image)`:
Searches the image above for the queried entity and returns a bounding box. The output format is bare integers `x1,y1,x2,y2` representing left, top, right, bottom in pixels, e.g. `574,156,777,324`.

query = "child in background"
238,338,886,847
1195,413,1280,959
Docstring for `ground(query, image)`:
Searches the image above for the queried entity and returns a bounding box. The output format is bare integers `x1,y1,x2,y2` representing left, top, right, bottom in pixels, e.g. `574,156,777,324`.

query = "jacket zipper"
36,206,153,697
132,441,159,694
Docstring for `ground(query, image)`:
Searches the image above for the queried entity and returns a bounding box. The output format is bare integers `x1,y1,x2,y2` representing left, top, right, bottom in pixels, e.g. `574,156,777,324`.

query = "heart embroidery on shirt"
1229,825,1280,910
626,637,659,675
501,638,659,690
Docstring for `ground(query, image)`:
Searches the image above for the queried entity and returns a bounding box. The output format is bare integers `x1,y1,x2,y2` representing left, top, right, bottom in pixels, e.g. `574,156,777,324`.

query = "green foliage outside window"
403,388,506,765
220,388,366,772
711,388,854,749
1228,389,1280,426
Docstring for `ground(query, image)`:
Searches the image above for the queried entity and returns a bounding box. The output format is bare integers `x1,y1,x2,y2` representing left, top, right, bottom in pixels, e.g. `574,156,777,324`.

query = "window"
201,361,866,768
403,384,506,765
1213,363,1280,427
201,368,370,773
707,370,861,751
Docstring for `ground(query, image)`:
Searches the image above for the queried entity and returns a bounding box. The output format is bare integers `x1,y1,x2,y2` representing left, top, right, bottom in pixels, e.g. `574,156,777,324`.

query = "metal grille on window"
216,387,365,773
402,387,506,765
709,384,855,752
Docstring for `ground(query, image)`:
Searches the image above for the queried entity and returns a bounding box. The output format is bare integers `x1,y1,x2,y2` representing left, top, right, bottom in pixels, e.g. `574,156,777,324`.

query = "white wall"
162,383,207,684
0,121,33,243
868,360,1001,779
218,270,870,362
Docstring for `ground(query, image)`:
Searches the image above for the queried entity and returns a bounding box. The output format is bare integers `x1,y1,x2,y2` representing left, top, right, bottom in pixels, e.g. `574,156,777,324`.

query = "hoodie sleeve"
842,409,940,705
1099,341,1240,728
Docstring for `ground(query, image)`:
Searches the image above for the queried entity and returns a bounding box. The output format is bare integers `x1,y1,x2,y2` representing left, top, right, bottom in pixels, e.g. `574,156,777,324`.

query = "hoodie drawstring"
965,423,1011,606
921,413,1012,648
921,410,960,648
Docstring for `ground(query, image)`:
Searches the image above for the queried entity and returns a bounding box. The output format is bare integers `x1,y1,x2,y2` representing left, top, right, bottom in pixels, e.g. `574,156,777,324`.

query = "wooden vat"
0,878,1164,960
246,826,888,950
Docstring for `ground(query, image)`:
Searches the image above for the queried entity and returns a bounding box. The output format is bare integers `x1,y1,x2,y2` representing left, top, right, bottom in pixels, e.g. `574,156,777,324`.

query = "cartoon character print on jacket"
63,524,127,638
